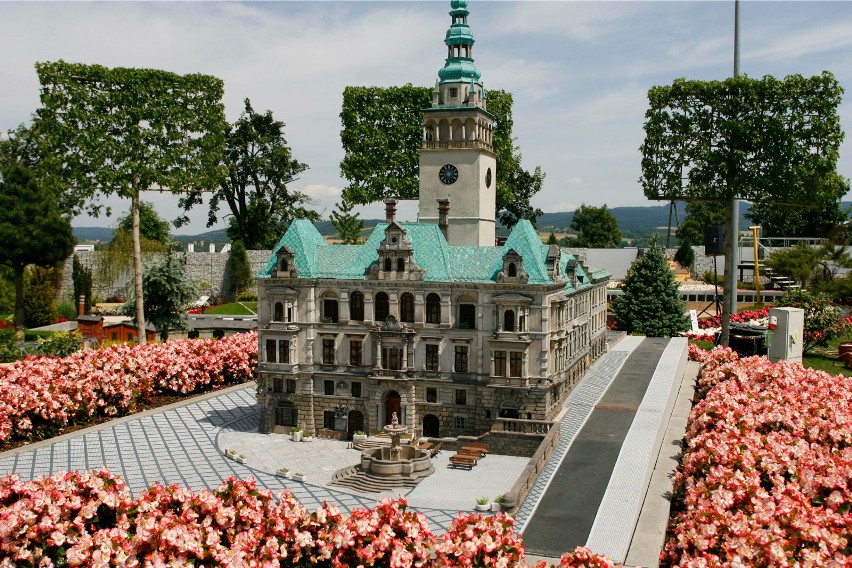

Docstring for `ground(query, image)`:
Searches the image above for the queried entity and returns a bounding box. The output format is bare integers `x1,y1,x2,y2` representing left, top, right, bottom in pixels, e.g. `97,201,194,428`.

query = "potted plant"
475,497,491,512
293,472,306,482
236,454,247,464
352,430,367,444
224,448,237,459
291,427,302,442
492,495,504,512
302,431,314,442
276,467,291,479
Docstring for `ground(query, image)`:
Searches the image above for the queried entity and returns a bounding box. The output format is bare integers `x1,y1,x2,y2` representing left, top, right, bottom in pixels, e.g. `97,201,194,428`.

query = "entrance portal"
347,410,364,439
422,414,440,438
385,391,401,426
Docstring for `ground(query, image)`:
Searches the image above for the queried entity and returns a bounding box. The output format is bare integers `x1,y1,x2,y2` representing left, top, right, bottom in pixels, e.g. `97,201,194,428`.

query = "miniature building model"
255,0,610,439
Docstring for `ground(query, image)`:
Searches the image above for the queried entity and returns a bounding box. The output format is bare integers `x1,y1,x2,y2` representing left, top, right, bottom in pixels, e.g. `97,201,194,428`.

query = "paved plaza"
0,335,690,562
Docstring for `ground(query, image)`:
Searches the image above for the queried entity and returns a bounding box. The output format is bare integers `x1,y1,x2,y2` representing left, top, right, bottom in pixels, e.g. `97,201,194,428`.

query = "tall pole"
750,225,762,304
721,0,741,347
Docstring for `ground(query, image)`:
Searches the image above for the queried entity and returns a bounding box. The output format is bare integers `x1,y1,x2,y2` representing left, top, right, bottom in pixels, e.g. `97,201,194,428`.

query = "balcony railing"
492,418,554,435
422,140,491,151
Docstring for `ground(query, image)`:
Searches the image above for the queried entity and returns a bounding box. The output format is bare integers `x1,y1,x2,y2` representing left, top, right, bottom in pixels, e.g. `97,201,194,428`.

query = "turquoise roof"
259,219,610,292
438,0,481,86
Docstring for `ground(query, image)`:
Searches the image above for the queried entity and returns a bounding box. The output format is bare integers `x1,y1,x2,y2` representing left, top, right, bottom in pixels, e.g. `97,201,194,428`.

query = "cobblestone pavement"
0,338,646,538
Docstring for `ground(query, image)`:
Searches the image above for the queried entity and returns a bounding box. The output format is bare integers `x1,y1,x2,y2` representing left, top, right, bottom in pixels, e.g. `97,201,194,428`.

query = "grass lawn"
803,329,852,378
203,302,257,316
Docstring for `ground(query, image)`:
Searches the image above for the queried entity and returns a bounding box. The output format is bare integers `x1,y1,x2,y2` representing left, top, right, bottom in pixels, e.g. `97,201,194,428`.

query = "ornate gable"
368,223,425,281
496,248,528,284
273,246,298,278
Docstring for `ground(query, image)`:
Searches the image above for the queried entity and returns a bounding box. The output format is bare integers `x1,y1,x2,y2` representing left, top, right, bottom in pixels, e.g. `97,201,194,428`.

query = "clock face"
485,167,492,188
439,164,458,185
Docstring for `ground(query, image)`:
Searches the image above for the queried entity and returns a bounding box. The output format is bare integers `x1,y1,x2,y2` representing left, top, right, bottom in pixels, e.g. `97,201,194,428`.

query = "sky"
2,1,851,235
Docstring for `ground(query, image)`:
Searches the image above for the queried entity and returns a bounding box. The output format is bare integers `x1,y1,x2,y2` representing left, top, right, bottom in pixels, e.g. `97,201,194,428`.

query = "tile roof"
258,219,610,289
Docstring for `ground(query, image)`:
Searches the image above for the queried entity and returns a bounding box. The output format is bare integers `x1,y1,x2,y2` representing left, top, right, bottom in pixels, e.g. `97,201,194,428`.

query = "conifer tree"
330,200,364,244
226,240,253,301
71,255,93,315
613,235,689,337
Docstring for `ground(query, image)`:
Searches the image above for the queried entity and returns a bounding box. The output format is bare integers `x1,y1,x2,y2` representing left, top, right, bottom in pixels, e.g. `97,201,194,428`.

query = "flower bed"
0,333,257,446
0,470,617,567
665,346,852,565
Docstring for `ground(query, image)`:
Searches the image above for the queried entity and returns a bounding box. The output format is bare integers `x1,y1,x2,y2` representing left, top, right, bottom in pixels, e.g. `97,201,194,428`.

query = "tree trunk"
720,198,739,347
131,190,147,344
13,264,25,332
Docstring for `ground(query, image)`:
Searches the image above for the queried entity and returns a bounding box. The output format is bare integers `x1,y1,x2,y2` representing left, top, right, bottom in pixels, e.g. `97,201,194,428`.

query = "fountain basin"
361,445,433,478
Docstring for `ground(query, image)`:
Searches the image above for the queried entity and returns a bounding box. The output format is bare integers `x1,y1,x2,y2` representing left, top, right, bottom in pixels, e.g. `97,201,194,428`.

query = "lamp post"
750,225,761,304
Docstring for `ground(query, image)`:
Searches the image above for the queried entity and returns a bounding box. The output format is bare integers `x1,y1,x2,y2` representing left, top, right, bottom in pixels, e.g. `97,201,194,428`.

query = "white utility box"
767,307,804,364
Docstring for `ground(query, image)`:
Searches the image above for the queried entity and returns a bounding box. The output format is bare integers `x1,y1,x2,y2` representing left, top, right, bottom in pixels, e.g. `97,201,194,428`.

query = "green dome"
445,24,475,46
438,59,481,84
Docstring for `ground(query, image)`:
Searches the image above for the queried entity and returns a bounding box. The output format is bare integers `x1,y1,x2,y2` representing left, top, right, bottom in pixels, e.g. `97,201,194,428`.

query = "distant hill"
72,200,852,246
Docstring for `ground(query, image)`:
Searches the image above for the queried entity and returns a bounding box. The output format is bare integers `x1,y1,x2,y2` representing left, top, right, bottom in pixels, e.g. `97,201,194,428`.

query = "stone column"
408,383,417,434
373,334,382,370
406,333,415,375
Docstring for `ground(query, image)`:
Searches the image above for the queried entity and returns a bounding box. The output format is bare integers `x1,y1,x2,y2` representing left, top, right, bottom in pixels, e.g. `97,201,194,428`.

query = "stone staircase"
329,465,427,493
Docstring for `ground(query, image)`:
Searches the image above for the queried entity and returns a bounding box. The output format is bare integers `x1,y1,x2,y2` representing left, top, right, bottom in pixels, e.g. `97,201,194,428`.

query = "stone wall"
58,249,273,301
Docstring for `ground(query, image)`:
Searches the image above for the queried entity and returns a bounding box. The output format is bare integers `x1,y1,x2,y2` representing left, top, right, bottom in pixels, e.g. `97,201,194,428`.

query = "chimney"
437,199,450,242
77,295,85,318
384,198,398,223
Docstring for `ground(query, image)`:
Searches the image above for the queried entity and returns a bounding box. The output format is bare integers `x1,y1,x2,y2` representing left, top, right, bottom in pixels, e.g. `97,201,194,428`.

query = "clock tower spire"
418,0,496,246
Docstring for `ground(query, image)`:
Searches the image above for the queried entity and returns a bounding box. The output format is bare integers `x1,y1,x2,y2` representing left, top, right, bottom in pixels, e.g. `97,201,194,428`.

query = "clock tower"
418,0,496,247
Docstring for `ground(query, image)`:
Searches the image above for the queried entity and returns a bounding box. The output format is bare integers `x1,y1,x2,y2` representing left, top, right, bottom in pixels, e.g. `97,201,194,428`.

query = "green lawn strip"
203,302,255,315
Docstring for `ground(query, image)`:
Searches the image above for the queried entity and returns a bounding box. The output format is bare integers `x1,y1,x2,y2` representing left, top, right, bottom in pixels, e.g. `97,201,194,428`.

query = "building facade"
255,0,610,440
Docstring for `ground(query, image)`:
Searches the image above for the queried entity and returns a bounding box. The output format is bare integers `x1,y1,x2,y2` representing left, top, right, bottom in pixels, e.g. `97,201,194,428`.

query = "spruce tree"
330,200,364,244
613,235,689,337
226,240,253,301
72,254,93,315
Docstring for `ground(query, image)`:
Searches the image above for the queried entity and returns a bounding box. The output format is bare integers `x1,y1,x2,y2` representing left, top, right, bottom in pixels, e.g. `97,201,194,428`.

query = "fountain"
331,412,434,491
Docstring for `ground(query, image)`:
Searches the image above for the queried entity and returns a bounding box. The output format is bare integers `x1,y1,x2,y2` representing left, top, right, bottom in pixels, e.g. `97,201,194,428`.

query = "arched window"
375,292,389,322
396,257,405,272
503,309,516,332
426,293,441,324
508,263,517,277
350,291,364,321
400,293,414,323
384,258,392,272
274,302,284,321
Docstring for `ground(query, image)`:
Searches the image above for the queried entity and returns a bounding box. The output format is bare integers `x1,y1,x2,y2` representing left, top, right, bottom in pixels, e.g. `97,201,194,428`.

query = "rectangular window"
455,416,465,431
324,410,335,430
425,344,439,371
494,351,506,377
455,389,467,406
273,377,284,393
286,379,296,394
426,387,437,403
265,339,277,363
111,332,118,341
350,340,362,366
278,340,290,364
510,352,523,377
324,380,335,396
382,347,401,370
454,345,468,373
458,304,475,329
351,381,362,398
322,338,335,365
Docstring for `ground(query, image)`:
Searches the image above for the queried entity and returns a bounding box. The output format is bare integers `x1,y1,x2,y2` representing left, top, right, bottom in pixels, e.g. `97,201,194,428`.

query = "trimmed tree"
117,201,171,245
339,86,543,227
613,235,690,337
140,252,197,341
640,72,844,345
36,61,227,343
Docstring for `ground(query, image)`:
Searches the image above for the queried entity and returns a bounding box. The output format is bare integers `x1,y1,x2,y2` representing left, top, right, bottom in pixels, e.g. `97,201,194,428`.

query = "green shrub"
23,266,58,328
57,300,79,321
776,289,848,352
38,331,82,357
237,291,258,302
